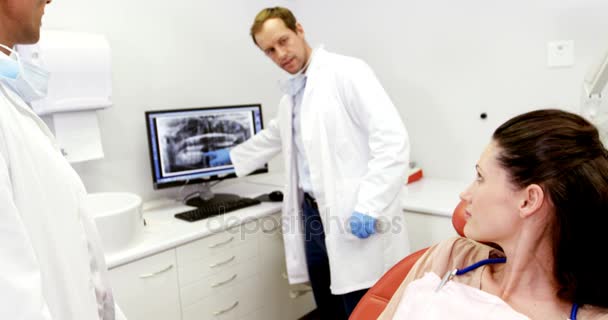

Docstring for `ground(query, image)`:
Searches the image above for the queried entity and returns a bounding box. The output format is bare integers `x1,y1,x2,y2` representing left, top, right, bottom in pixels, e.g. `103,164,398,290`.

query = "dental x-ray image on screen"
157,112,252,174
145,104,267,189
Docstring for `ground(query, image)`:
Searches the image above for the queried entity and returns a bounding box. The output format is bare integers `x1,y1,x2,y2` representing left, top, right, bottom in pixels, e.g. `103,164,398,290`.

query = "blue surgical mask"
280,73,307,96
0,44,49,103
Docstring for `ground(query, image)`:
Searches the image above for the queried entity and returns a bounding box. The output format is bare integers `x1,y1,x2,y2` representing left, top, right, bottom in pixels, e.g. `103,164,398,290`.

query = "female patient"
379,109,608,319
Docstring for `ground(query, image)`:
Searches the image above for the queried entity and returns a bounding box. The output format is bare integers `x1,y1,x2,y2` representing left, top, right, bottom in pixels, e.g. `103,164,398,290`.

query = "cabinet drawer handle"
211,273,238,288
262,224,281,233
138,265,174,279
213,301,239,316
209,255,236,268
289,288,313,299
208,236,234,248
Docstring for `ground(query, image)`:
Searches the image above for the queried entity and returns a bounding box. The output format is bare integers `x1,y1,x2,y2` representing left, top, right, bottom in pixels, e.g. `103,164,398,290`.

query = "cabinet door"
109,249,181,320
257,213,284,320
403,210,457,252
258,213,316,320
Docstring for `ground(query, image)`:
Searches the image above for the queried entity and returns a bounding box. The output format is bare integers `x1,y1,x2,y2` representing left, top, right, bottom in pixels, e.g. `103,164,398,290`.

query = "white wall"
298,0,608,181
43,0,299,200
42,1,608,200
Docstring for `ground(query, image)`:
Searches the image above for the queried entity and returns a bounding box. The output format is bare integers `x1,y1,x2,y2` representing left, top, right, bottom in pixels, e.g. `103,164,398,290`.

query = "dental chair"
349,200,468,320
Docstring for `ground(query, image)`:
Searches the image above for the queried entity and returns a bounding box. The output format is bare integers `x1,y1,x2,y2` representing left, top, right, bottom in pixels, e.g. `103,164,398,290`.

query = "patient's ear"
519,184,545,218
518,184,544,218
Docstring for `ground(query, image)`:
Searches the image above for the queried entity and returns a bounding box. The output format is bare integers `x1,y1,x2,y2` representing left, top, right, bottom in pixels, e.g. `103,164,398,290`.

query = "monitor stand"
184,182,241,207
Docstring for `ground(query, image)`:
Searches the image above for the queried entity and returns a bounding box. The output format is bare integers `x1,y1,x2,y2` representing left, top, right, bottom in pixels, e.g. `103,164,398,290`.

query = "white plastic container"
82,192,144,253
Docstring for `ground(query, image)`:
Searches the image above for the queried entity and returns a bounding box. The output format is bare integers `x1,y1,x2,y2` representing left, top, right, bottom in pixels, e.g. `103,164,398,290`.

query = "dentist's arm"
342,59,410,219
230,117,283,177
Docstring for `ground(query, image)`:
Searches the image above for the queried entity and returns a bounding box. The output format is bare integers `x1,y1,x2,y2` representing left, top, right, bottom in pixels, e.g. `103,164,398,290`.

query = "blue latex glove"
350,212,377,239
206,148,231,166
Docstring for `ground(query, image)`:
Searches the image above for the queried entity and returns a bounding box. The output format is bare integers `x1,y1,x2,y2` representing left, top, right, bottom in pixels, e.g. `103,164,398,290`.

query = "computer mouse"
268,190,284,202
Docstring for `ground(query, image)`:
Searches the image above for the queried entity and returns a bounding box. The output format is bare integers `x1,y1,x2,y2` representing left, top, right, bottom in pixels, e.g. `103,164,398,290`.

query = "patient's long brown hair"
493,109,608,308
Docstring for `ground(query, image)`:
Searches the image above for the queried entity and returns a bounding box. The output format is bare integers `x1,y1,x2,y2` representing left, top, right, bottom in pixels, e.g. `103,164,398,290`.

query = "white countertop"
105,181,283,269
104,174,468,269
401,177,469,217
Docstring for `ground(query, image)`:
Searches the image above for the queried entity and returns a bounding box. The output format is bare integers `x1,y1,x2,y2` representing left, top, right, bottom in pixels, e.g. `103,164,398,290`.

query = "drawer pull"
208,236,234,248
211,273,238,288
209,255,236,268
262,224,281,233
289,288,313,299
138,265,174,279
213,301,239,316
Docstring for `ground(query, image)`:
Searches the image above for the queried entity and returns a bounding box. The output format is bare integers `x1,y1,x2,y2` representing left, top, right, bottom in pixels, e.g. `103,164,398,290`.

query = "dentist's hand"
205,148,231,166
350,211,377,239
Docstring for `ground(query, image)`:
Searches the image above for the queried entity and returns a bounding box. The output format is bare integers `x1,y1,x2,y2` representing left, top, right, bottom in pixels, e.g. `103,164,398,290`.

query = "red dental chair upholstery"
349,200,468,320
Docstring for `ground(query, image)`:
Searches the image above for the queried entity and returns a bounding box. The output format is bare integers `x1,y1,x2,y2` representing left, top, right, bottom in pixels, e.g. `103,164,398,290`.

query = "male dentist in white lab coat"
207,7,411,319
0,0,124,319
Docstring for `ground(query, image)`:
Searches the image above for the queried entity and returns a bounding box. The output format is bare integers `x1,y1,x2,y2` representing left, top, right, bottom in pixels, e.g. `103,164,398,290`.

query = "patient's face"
459,141,521,243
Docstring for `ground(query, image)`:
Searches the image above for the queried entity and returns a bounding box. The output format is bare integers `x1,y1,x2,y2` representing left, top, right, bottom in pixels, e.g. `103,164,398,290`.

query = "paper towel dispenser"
17,30,112,115
16,30,113,163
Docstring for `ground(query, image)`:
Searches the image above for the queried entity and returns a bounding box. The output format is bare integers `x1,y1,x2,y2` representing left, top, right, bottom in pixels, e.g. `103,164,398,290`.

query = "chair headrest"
452,200,467,237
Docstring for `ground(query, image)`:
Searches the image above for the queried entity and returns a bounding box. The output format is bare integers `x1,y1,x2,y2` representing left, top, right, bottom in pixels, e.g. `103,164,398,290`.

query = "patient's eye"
475,171,484,183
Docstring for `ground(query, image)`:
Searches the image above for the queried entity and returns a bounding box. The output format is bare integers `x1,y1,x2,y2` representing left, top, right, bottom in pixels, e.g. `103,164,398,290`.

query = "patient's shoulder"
446,237,502,259
377,237,501,319
416,237,501,278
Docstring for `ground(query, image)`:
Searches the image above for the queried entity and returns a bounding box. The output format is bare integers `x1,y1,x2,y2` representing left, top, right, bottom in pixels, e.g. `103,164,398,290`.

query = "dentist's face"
254,18,311,75
0,0,51,47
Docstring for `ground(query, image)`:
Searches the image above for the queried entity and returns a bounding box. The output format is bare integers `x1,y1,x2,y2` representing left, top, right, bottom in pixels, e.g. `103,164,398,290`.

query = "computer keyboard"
174,197,261,222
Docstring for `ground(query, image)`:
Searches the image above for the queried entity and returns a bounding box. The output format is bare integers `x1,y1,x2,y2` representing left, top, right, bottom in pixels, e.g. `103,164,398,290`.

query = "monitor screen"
145,104,267,189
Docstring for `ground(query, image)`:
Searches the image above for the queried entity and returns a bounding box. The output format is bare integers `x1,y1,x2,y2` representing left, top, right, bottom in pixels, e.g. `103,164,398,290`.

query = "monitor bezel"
145,103,268,190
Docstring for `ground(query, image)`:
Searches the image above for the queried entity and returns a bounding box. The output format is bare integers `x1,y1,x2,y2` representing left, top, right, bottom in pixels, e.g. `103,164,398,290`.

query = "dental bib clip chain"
435,257,506,292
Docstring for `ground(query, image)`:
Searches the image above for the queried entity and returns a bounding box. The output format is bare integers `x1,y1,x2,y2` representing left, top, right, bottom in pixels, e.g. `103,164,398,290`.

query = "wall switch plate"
547,40,574,67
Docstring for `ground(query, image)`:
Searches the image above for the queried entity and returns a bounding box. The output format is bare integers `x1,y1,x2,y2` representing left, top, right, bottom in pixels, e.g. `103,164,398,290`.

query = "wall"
43,1,608,200
43,0,298,200
298,0,608,181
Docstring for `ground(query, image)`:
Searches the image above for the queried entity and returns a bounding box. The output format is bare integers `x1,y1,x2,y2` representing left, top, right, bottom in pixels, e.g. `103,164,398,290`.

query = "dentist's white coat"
0,81,121,319
231,48,411,294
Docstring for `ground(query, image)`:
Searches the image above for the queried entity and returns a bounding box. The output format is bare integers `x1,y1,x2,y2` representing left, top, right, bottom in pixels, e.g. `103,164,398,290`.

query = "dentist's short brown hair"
250,7,298,46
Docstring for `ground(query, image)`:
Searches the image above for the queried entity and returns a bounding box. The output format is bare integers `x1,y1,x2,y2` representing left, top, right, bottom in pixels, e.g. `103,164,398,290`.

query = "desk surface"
401,177,469,217
106,181,282,269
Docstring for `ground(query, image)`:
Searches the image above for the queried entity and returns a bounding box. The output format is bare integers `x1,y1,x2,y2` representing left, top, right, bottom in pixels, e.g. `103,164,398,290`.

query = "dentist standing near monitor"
0,0,124,319
208,6,411,319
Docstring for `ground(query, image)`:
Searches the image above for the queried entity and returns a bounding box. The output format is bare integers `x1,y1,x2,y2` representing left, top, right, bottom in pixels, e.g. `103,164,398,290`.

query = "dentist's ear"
295,22,305,35
519,184,544,218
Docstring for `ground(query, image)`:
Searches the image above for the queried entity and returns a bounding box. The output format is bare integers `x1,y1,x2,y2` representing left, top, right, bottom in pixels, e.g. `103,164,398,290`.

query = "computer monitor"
145,104,267,206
